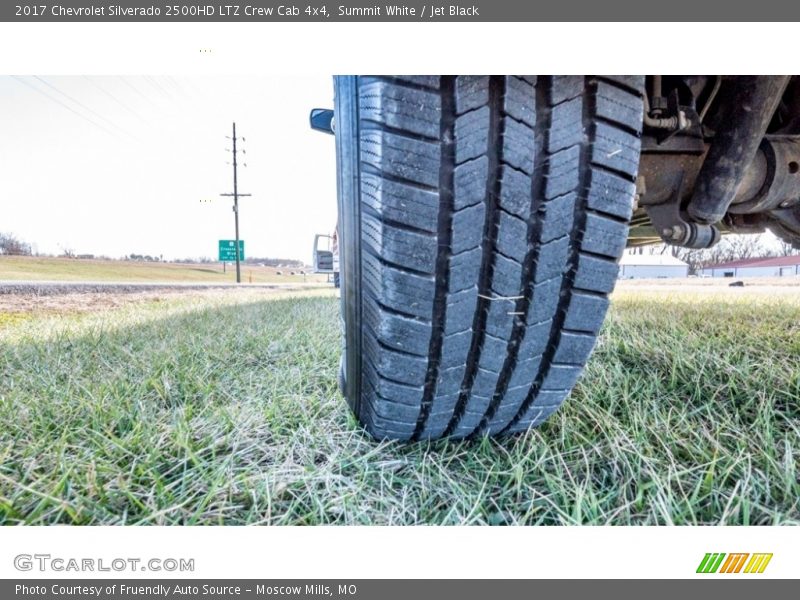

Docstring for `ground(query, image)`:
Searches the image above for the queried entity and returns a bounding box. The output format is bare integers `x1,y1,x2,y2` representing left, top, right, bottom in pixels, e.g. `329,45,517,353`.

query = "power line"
118,76,161,109
33,76,140,141
82,76,146,123
11,76,118,138
144,76,173,100
165,76,193,102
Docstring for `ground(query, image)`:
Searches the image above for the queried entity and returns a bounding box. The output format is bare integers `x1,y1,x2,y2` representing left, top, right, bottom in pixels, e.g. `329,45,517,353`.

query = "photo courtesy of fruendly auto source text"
0,1,797,594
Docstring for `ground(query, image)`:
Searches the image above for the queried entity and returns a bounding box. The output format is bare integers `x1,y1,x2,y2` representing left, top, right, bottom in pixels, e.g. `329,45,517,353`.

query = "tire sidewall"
333,76,363,419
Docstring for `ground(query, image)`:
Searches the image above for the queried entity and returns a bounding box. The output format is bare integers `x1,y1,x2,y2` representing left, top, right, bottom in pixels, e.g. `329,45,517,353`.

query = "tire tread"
351,75,643,440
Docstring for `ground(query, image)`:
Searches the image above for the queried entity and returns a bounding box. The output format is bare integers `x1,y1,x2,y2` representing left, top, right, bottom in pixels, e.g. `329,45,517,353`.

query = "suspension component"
686,76,790,224
644,176,721,249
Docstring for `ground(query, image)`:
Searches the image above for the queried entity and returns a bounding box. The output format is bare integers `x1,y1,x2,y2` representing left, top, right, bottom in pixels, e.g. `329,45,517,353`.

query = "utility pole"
220,122,250,283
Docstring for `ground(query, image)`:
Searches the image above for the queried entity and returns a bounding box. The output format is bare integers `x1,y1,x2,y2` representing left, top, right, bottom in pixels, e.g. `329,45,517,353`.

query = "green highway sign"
218,239,244,262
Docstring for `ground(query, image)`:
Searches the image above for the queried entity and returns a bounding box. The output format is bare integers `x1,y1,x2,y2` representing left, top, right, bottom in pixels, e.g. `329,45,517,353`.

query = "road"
0,280,328,295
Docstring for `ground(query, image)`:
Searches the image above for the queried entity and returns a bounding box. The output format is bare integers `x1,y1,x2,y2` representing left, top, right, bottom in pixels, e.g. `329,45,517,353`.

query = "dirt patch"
0,288,288,316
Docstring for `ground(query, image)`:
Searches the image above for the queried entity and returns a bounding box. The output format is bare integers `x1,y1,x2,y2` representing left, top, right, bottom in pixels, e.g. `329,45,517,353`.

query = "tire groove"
595,76,643,96
364,358,423,390
500,76,596,434
472,76,551,436
456,102,491,119
362,244,435,277
411,76,456,440
569,285,609,298
360,118,441,143
581,248,623,262
499,160,533,177
585,207,630,224
501,111,535,132
360,203,438,237
359,163,439,193
589,160,637,183
593,113,641,136
442,75,506,437
365,292,432,323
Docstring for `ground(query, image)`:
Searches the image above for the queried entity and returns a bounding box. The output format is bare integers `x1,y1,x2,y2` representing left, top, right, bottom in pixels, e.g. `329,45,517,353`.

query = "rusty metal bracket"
645,175,721,248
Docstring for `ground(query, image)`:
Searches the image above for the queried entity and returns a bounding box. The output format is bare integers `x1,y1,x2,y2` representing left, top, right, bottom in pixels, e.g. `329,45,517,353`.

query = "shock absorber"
687,76,789,225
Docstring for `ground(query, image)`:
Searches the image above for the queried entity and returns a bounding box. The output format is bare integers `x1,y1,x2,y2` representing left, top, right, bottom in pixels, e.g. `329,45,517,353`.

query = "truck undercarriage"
631,75,800,249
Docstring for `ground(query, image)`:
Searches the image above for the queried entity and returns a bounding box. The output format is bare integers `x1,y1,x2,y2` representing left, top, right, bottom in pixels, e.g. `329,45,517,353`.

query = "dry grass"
0,282,797,525
0,255,326,284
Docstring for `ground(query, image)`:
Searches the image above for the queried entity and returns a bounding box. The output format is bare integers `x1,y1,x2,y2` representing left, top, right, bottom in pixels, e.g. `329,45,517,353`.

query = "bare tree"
775,239,800,257
58,244,75,258
706,235,765,264
640,233,785,274
0,232,32,256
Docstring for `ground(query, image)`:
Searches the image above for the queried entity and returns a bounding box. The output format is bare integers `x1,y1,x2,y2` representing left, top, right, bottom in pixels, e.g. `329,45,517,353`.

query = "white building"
701,256,800,278
618,252,689,279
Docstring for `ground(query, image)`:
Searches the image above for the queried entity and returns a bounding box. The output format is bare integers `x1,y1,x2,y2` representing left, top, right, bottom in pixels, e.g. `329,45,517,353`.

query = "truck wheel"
333,76,643,440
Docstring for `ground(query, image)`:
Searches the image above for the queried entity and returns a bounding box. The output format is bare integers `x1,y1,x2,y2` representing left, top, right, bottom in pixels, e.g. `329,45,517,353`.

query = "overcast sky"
0,75,338,262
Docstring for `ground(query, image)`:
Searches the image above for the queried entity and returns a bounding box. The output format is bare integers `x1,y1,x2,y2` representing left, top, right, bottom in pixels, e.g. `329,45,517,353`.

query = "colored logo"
697,553,773,574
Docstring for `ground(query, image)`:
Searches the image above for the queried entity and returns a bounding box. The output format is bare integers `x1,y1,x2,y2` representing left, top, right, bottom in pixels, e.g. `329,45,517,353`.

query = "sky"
0,75,338,263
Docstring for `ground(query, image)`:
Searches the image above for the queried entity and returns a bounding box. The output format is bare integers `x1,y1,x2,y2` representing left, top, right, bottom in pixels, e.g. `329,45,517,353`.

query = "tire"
333,75,644,441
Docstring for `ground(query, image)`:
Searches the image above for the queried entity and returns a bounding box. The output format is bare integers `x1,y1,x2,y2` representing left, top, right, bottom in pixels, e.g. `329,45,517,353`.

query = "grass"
0,255,325,284
0,285,798,525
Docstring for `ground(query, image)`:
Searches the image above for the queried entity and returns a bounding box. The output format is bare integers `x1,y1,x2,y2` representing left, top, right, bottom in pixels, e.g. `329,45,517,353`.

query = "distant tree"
665,245,707,274
706,235,764,264
244,256,304,267
0,232,32,256
643,233,786,274
775,240,800,256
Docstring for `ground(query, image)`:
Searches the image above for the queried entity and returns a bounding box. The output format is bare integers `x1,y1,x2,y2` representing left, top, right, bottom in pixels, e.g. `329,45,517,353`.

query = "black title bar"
4,0,800,21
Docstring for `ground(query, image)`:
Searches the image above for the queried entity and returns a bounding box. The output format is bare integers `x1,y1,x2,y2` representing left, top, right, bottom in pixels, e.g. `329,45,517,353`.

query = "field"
0,255,325,284
0,280,798,525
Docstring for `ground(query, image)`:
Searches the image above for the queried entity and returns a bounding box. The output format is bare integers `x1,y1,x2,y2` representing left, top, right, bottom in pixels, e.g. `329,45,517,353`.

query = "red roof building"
701,255,800,277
